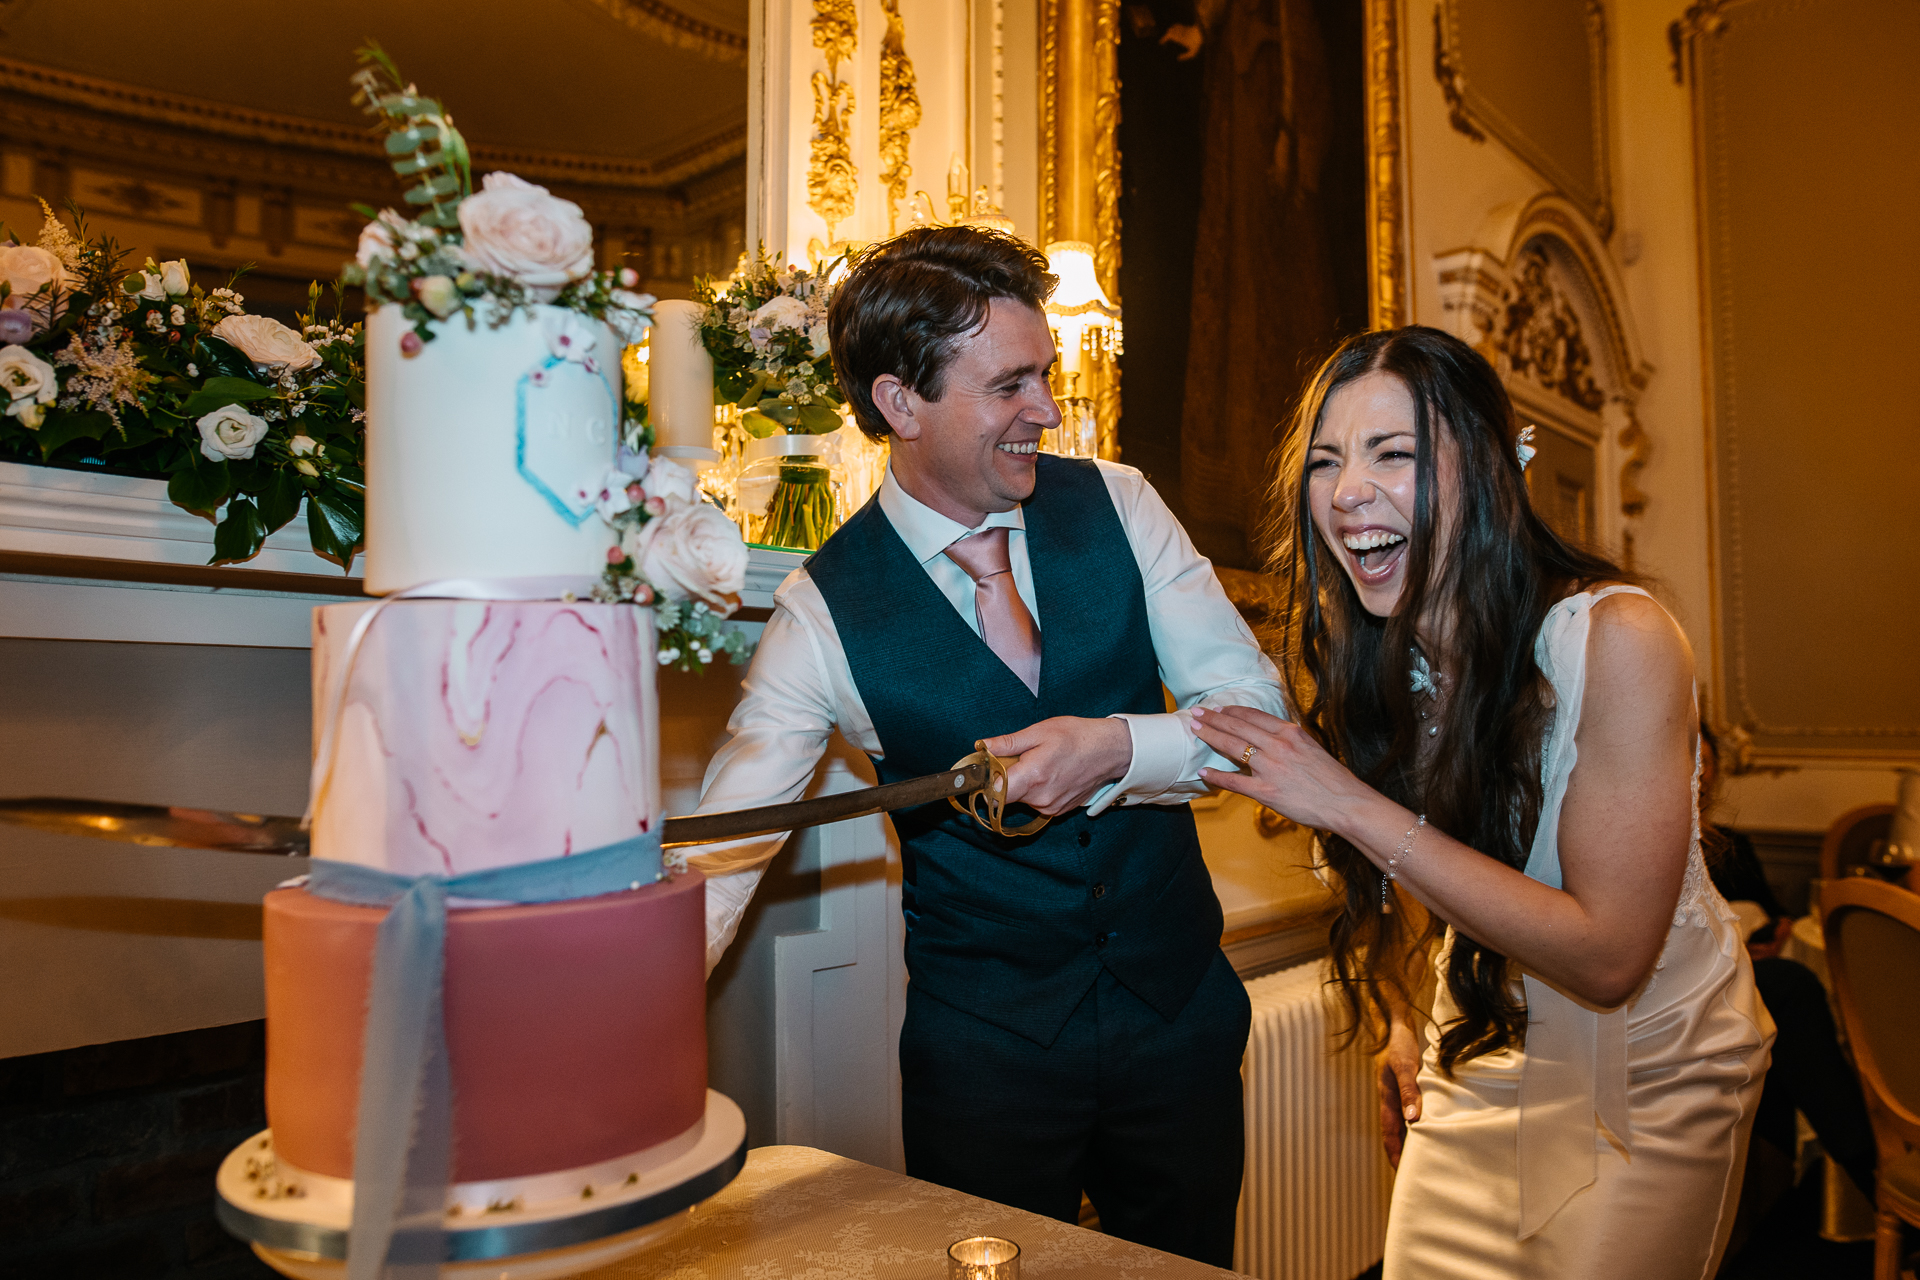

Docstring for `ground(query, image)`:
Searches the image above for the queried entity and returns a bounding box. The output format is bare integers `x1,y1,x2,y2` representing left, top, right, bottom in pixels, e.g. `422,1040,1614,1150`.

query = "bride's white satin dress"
1382,588,1775,1279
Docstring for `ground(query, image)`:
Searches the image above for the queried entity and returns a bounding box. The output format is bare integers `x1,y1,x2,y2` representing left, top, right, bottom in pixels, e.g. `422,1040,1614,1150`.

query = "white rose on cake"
214,315,321,372
0,344,58,428
630,502,747,609
197,404,271,461
639,456,699,513
457,173,594,302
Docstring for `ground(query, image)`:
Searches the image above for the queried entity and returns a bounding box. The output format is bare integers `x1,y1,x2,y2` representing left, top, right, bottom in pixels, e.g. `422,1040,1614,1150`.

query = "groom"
688,226,1283,1267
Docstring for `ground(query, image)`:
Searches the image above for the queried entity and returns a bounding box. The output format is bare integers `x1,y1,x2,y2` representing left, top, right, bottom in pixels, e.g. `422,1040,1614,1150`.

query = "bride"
1192,326,1772,1278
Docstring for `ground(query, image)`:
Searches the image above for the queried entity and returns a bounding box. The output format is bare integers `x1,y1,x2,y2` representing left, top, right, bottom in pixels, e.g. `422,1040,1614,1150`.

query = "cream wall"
1400,0,1901,833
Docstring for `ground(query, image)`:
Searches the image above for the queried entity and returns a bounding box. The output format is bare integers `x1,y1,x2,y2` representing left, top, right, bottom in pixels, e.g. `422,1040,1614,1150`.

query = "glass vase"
737,433,845,552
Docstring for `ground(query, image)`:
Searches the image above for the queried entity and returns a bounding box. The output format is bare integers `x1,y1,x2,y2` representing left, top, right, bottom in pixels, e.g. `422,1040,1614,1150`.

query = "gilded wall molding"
878,0,923,235
807,0,860,238
1365,0,1408,329
1037,0,1122,460
1432,0,1614,239
1679,0,1918,764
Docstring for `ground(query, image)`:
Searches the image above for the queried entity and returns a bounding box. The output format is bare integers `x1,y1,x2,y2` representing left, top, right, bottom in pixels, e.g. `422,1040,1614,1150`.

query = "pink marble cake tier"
310,599,659,877
263,873,707,1183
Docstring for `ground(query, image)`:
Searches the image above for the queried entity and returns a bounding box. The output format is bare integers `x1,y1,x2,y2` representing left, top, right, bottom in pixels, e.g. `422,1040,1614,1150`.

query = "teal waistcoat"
806,455,1224,1046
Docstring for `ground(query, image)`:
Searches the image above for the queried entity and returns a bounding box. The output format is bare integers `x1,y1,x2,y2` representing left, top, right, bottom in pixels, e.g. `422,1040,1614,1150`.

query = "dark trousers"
1751,956,1878,1200
899,948,1251,1268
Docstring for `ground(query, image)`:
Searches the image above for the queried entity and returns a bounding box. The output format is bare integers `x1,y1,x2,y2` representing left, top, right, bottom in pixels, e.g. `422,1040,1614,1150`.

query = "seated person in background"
1700,722,1876,1202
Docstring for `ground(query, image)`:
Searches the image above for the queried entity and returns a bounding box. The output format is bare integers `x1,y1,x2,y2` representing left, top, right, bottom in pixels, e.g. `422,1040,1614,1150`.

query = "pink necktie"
944,526,1042,695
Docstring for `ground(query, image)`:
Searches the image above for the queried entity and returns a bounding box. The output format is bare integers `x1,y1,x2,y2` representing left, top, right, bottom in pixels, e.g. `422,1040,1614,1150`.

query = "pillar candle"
648,300,716,454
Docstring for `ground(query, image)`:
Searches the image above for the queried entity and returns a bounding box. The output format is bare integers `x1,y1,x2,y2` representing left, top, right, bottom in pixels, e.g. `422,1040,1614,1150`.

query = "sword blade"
0,760,995,858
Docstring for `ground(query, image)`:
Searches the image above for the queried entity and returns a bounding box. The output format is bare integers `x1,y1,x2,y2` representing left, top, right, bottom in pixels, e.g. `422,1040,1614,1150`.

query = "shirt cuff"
1087,711,1195,815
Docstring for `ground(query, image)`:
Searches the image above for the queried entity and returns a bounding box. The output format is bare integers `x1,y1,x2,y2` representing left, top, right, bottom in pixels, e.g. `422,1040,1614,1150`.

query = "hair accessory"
1515,425,1537,471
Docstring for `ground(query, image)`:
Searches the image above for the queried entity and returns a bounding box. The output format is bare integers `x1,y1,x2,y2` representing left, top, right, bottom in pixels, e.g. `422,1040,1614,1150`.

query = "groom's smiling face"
878,300,1062,528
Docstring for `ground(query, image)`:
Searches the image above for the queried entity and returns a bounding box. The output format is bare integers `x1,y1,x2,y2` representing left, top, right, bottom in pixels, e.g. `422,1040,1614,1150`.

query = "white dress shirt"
688,459,1286,970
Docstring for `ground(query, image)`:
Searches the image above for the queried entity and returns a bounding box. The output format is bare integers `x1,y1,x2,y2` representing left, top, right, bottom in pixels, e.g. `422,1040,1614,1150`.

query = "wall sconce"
1043,241,1121,460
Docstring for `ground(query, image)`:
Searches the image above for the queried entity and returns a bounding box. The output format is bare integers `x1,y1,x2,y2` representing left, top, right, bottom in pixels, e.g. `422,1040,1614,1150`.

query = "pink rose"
0,246,68,331
630,502,746,610
456,173,594,302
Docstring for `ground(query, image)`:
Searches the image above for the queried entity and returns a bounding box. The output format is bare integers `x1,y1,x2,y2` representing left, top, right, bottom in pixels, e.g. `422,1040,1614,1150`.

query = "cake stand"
217,1089,747,1280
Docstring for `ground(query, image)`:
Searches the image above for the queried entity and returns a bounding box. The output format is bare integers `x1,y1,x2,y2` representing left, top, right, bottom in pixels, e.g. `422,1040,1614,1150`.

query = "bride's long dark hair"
1267,326,1626,1071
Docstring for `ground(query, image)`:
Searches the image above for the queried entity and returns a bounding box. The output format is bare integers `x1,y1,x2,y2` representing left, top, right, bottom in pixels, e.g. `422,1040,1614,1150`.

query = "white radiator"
1234,960,1394,1280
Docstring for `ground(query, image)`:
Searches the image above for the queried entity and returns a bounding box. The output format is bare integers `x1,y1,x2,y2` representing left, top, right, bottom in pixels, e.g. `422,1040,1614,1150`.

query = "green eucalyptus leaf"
169,458,231,516
740,410,783,439
210,497,267,564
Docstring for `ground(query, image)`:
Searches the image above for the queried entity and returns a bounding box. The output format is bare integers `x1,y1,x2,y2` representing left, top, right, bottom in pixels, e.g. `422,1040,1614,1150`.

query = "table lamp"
1043,241,1120,459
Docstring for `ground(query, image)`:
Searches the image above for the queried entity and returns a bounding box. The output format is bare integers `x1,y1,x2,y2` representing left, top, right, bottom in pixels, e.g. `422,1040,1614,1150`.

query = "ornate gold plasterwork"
576,0,750,64
0,58,746,190
1365,0,1408,329
807,0,859,240
1496,245,1605,412
877,0,922,236
1617,401,1650,518
1668,0,1734,83
1431,6,1485,143
1038,0,1123,461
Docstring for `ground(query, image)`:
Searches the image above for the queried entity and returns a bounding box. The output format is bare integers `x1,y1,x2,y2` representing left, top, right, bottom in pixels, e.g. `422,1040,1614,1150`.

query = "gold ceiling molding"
807,0,859,238
1364,0,1408,330
576,0,750,65
878,0,923,236
1430,6,1484,143
1667,0,1734,83
0,58,744,190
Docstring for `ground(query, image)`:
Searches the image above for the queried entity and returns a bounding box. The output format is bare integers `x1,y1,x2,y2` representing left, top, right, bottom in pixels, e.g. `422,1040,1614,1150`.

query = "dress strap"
1514,583,1652,1238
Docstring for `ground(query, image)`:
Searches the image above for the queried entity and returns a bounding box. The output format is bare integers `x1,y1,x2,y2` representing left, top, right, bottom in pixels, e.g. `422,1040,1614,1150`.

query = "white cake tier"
310,599,659,877
364,305,623,596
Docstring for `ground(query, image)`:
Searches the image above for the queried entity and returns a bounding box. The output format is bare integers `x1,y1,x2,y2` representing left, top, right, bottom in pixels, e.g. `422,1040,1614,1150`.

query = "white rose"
196,404,270,461
356,218,397,268
288,434,319,456
807,321,830,357
159,259,191,295
641,456,698,507
0,245,69,328
456,172,594,302
128,269,166,301
632,502,747,609
213,314,320,371
751,294,811,333
0,343,59,408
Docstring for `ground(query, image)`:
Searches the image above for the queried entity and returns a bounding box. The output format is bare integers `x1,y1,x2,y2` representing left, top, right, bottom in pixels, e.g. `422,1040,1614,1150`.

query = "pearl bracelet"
1379,814,1426,914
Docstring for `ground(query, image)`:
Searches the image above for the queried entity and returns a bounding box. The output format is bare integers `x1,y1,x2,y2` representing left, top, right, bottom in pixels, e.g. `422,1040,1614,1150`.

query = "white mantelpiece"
0,461,798,647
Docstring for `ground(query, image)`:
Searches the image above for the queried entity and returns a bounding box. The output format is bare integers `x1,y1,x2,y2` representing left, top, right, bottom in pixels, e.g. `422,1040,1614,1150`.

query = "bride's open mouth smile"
1341,528,1407,585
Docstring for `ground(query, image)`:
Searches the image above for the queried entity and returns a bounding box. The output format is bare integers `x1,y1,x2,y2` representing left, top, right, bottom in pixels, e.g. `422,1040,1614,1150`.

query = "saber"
0,759,997,858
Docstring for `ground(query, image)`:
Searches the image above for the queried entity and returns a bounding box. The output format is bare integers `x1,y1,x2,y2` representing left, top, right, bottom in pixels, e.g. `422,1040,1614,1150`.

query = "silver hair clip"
1515,425,1537,471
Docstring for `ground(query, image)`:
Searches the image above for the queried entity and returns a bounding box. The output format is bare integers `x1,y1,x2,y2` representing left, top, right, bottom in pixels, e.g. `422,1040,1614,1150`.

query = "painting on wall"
1113,0,1371,570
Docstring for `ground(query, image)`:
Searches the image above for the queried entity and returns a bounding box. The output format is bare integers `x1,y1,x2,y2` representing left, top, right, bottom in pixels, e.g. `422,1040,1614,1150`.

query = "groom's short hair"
829,227,1057,440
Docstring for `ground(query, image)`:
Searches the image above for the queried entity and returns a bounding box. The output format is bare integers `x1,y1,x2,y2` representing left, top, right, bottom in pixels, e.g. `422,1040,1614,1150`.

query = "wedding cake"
220,70,748,1263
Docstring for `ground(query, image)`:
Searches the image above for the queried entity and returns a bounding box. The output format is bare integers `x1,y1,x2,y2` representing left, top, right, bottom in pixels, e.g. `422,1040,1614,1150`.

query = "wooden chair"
1822,876,1920,1280
1822,804,1897,882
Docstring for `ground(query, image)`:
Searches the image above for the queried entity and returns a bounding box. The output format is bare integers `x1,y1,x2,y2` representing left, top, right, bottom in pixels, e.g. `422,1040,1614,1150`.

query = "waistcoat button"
1092,884,1107,899
1077,830,1092,847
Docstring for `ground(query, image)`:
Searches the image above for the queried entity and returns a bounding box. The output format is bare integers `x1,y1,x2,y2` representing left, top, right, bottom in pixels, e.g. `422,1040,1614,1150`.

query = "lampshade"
1043,242,1119,323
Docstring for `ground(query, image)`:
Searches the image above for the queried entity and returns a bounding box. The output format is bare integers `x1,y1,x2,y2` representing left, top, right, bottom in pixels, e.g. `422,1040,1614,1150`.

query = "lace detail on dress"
1672,732,1733,929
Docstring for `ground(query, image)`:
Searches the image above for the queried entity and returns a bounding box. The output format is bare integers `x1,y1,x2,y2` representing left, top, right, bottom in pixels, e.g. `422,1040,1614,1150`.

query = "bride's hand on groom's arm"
1190,705,1376,832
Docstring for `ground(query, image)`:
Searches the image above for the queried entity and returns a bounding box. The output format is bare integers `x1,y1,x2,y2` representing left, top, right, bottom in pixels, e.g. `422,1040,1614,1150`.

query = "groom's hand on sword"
981,717,1132,816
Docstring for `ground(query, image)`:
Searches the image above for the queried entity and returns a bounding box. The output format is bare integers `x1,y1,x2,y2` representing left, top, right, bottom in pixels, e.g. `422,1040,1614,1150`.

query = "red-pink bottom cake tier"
262,870,706,1183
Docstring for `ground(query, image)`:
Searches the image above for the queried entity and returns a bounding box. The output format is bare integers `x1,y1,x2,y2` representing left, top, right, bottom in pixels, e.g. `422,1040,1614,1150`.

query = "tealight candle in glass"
948,1235,1020,1279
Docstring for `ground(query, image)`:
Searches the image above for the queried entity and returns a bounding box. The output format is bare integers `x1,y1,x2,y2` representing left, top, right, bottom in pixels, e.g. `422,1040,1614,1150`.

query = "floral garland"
694,251,844,438
0,202,368,568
